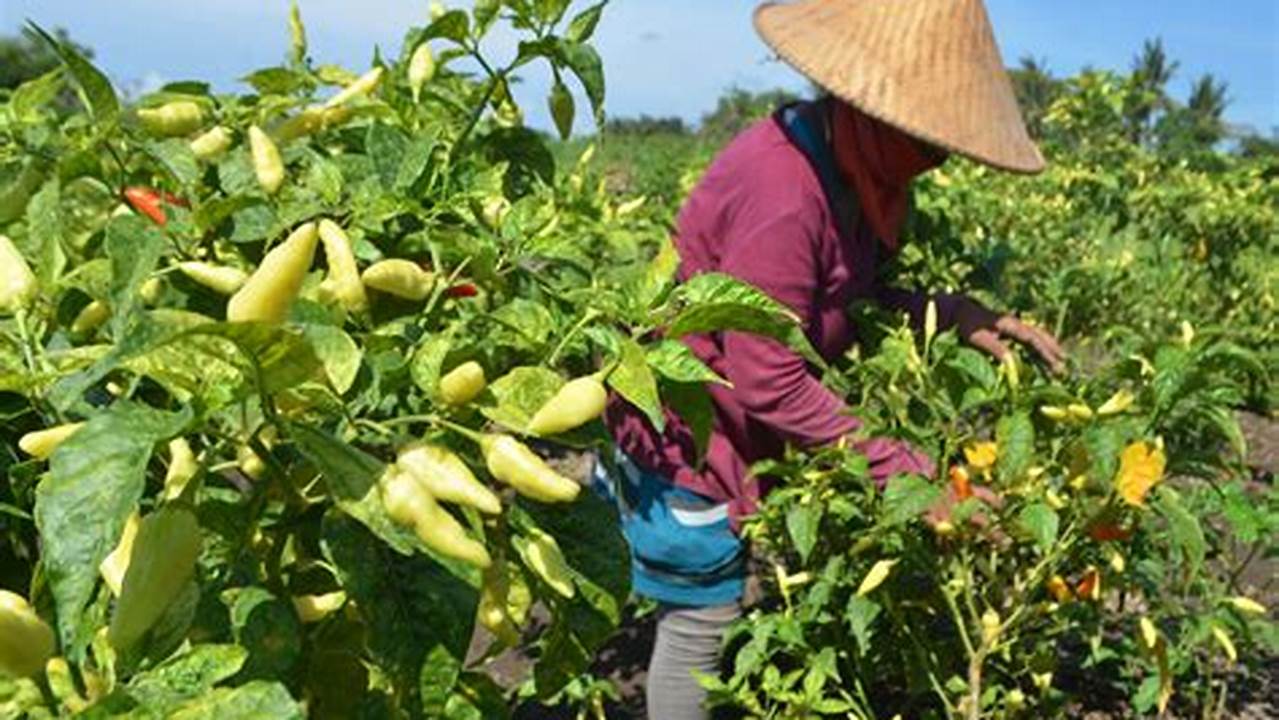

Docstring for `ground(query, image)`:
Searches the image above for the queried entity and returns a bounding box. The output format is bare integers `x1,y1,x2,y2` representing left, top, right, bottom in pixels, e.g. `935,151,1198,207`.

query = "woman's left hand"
955,298,1066,373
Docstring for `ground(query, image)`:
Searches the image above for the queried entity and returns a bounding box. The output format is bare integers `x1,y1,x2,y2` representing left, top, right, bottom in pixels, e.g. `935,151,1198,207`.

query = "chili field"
0,2,1275,718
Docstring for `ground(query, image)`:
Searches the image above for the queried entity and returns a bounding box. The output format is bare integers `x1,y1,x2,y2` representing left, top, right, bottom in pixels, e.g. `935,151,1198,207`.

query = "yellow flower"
1115,441,1166,507
1096,388,1135,416
964,442,998,471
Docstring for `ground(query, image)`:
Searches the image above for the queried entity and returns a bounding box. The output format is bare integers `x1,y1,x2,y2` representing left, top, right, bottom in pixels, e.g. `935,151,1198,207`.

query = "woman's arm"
717,205,862,448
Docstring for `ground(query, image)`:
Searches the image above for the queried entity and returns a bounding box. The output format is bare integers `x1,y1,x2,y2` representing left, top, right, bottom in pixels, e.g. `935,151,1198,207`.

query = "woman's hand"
954,298,1066,373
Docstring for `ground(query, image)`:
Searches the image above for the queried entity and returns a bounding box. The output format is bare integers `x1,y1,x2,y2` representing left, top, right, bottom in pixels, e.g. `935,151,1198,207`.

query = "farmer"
594,0,1066,717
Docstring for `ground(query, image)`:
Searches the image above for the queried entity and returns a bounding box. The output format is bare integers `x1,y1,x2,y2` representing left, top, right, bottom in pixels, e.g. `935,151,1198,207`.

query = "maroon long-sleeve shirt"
607,102,959,526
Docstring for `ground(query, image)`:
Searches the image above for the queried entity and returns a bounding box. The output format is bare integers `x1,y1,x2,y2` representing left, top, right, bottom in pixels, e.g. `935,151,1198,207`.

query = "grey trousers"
646,602,742,720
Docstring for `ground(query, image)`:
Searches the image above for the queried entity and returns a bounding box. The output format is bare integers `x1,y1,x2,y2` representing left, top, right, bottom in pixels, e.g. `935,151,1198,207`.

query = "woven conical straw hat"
755,0,1045,173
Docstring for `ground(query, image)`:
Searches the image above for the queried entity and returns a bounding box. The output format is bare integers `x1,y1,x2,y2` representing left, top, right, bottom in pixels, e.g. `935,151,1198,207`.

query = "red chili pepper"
123,187,189,226
445,283,479,298
1087,522,1133,542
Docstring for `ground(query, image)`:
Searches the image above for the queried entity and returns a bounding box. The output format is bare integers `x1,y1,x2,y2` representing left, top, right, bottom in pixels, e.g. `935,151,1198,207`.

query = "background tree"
1125,37,1179,146
0,27,93,90
1008,56,1063,139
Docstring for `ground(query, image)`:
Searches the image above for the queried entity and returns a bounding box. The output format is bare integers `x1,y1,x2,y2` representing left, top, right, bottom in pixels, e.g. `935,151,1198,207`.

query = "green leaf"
10,68,65,119
1155,486,1205,581
483,365,563,433
106,215,165,338
223,586,303,681
995,411,1034,483
366,123,409,190
143,140,201,189
565,2,607,43
881,474,940,526
608,338,664,432
559,41,605,124
242,67,305,96
663,381,714,464
845,595,881,657
410,329,455,398
301,324,362,394
667,273,823,369
1017,503,1059,554
26,178,65,287
646,340,728,385
28,22,119,123
127,644,249,709
321,512,478,704
419,644,462,718
286,422,417,557
168,681,304,720
519,492,630,697
787,503,822,564
425,9,471,44
35,403,190,653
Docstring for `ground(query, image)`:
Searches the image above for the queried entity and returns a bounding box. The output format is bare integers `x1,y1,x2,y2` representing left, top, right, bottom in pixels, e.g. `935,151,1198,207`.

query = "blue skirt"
591,452,746,607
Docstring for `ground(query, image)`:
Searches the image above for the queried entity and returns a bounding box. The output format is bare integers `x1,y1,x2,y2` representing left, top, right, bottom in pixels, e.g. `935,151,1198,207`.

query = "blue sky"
3,1,1276,136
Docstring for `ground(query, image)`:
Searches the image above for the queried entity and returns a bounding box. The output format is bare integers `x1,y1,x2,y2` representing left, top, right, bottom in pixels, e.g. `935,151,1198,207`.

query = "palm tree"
1126,38,1179,146
1185,74,1230,145
1008,56,1061,138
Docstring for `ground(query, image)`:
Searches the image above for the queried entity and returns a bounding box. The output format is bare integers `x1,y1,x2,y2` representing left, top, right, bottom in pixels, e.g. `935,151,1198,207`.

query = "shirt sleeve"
875,286,965,332
718,202,862,448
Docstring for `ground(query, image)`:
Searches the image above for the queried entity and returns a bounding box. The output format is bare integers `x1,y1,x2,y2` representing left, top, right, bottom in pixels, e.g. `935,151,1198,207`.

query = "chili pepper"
548,79,575,140
477,560,522,646
136,100,204,137
227,222,319,323
189,126,233,161
438,361,486,406
473,195,510,231
479,434,580,503
292,591,346,624
1046,575,1072,603
45,656,89,713
18,422,85,460
178,261,248,295
379,466,492,568
0,590,56,678
99,512,142,597
1212,625,1237,663
108,507,202,651
1227,596,1266,615
122,187,187,226
248,125,285,195
1096,388,1135,416
444,282,479,298
408,43,436,103
949,465,973,501
139,277,164,305
396,443,501,515
163,438,198,500
856,559,897,597
361,259,433,301
1075,566,1101,601
0,234,37,314
317,219,369,313
527,375,607,436
71,300,110,335
516,527,575,598
325,66,385,108
274,106,353,143
980,609,1002,646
